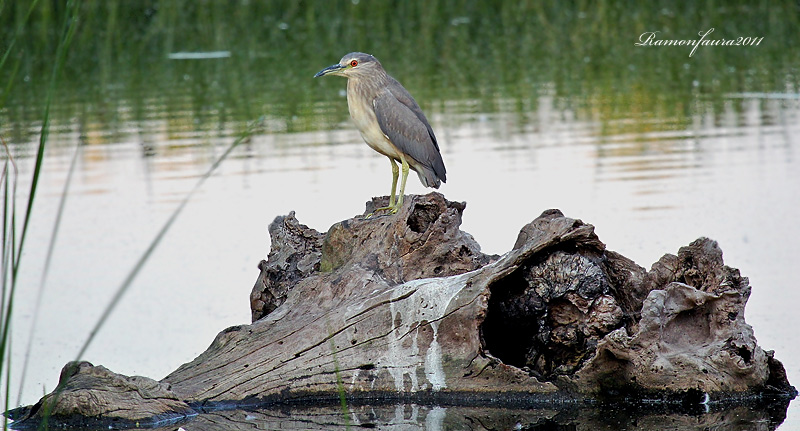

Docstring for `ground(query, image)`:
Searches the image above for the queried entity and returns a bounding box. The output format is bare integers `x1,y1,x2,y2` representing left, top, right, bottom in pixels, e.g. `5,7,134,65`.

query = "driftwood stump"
11,193,796,429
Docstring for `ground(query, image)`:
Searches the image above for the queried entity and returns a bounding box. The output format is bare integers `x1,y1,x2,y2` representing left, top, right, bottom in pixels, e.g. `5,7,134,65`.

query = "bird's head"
314,52,383,80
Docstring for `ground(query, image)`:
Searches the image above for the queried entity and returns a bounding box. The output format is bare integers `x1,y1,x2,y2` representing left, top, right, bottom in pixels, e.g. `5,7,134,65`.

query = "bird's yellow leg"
366,158,400,218
390,155,410,214
388,158,399,207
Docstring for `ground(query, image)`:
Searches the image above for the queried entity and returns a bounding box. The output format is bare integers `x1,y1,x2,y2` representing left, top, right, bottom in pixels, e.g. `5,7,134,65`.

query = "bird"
314,52,446,215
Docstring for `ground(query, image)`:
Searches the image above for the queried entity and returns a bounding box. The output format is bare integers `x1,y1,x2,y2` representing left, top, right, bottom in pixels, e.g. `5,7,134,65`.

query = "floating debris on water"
168,51,231,60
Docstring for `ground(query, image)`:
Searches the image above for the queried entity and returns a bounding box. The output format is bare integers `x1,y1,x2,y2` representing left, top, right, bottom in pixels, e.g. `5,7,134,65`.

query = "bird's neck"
347,73,389,99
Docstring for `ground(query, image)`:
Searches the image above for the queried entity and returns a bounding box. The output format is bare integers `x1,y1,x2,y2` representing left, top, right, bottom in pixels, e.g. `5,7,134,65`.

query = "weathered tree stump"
8,361,195,429
11,193,796,429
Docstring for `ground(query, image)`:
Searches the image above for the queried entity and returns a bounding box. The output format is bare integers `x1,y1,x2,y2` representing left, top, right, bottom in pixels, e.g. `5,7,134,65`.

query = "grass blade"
1,141,19,431
0,0,41,75
14,141,82,406
11,0,79,280
326,319,351,430
0,140,17,315
0,1,81,425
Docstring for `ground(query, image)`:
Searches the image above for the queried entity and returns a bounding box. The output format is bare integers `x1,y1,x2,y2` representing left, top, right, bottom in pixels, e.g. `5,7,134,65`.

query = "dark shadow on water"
160,400,793,431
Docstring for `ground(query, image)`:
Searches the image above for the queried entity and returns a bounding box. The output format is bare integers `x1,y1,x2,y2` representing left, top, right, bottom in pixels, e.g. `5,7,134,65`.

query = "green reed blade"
1,1,80,425
14,141,82,406
0,0,40,75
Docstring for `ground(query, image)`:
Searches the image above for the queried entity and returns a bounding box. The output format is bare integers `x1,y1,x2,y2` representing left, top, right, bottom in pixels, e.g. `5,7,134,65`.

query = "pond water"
2,2,800,430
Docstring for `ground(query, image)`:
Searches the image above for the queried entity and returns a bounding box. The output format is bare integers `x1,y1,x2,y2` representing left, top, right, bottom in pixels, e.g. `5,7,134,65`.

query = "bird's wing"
373,88,446,182
385,79,440,152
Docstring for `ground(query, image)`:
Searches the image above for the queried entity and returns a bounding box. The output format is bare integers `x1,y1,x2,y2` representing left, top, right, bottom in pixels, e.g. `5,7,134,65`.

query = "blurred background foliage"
1,0,799,155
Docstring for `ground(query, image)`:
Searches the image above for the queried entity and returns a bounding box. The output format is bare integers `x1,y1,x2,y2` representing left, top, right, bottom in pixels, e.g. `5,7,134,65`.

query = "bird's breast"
347,84,402,160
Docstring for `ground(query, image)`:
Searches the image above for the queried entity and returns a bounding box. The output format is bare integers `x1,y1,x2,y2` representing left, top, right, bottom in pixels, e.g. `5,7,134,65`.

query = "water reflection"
166,402,791,431
38,88,798,204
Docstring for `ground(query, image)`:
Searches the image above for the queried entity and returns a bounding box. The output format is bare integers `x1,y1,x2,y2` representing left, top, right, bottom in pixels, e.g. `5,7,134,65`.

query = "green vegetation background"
2,1,798,155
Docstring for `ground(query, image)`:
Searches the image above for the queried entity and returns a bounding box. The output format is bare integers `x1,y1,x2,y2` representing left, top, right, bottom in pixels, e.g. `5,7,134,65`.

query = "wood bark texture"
11,193,795,429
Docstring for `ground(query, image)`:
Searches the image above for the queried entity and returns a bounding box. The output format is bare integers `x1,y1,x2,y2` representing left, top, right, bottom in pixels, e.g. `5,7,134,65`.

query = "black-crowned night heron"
314,52,446,215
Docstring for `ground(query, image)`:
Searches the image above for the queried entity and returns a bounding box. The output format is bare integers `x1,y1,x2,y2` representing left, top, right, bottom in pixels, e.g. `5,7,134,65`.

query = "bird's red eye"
350,60,358,67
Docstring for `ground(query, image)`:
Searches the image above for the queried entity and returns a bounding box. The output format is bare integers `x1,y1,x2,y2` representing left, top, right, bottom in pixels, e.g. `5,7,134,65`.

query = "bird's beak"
314,63,345,78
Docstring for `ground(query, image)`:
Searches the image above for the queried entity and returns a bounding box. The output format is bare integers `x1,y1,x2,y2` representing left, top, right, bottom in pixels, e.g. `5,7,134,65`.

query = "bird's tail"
416,167,444,189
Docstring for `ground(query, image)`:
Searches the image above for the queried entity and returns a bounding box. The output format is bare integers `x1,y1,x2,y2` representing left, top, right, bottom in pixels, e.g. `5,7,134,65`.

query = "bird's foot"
366,192,404,218
365,204,399,219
